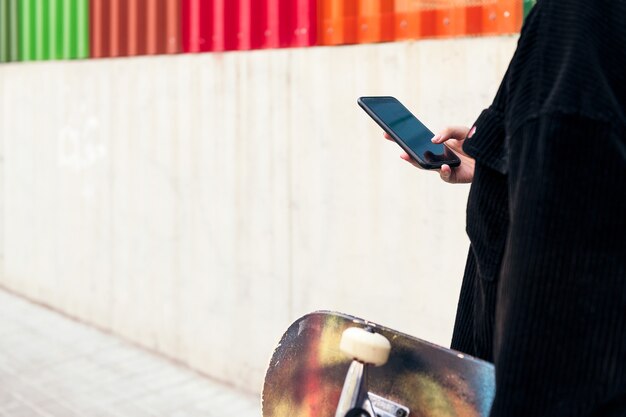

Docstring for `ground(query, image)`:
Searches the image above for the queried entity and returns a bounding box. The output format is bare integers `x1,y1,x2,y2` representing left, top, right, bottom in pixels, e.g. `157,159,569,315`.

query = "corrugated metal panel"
238,0,267,50
18,0,89,61
496,0,522,33
394,0,419,40
465,4,483,35
181,0,213,53
182,0,316,52
266,0,290,48
420,7,437,38
481,2,498,34
400,2,470,39
162,0,181,53
0,0,20,62
90,0,180,58
266,0,317,48
183,0,260,52
394,0,522,41
395,0,478,39
17,0,36,60
212,0,238,51
291,0,317,47
435,5,466,37
319,0,357,45
357,0,394,44
483,0,521,35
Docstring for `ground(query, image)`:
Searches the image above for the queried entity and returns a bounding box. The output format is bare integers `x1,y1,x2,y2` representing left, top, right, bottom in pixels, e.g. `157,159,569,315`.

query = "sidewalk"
0,289,259,417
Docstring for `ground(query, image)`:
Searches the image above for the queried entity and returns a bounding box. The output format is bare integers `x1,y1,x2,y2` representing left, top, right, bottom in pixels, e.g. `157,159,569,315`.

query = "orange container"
482,0,523,35
435,4,466,37
357,0,394,43
497,0,522,34
394,0,419,40
481,1,499,35
90,0,180,58
319,0,357,45
420,7,437,38
465,4,483,35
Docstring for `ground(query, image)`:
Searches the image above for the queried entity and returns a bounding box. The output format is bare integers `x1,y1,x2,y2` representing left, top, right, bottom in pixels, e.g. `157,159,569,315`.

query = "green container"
523,0,537,20
19,0,89,61
0,0,19,62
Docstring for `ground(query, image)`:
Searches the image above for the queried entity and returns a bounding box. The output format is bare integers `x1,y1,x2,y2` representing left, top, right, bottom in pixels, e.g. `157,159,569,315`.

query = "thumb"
440,164,452,181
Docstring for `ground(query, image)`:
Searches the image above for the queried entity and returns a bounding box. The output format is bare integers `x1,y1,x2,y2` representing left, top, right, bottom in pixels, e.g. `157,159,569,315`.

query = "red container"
90,0,181,58
181,0,213,52
242,0,285,49
238,0,268,50
212,0,238,51
292,0,317,47
266,0,317,48
183,0,315,52
182,0,239,53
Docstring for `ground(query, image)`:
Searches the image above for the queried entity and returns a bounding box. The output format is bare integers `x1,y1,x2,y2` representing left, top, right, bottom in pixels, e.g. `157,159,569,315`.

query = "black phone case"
358,96,461,170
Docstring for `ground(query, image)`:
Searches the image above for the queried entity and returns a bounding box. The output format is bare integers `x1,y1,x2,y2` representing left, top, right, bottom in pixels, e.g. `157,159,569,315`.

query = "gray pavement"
0,289,259,417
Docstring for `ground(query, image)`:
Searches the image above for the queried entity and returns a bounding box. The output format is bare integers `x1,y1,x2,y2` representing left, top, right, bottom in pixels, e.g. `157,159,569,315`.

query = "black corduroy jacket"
450,1,626,416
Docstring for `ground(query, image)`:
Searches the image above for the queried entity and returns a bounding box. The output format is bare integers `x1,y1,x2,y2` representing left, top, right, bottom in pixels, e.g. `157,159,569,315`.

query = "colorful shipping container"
319,0,357,45
90,0,180,58
18,0,89,61
182,0,316,53
357,0,394,44
1,0,533,64
290,0,317,48
0,0,19,62
238,0,264,50
394,0,418,41
482,0,523,35
181,0,212,53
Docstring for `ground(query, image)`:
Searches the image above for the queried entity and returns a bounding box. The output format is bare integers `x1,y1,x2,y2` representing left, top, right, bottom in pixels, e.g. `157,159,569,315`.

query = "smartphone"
358,96,461,170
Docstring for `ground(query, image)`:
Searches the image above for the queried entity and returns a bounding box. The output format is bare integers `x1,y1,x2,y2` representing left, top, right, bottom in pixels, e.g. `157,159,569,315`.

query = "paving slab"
0,289,260,417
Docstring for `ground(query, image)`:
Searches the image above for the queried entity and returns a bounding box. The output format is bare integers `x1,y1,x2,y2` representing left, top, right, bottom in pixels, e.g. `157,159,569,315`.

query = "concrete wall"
0,37,516,394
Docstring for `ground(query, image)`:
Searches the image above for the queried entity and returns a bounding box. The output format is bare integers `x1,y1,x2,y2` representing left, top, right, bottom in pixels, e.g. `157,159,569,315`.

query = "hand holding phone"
358,96,462,170
385,127,475,184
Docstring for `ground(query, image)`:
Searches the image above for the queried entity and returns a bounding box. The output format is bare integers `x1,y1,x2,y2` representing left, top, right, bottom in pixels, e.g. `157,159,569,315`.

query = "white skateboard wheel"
339,327,391,366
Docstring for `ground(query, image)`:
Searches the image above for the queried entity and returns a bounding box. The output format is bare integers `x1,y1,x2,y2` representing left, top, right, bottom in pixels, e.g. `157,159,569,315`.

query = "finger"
399,152,412,162
383,132,394,141
439,164,452,181
442,139,462,153
432,126,470,143
400,153,425,170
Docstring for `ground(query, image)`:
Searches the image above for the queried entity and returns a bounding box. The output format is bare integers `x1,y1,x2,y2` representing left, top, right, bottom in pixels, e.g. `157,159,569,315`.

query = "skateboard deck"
263,311,495,417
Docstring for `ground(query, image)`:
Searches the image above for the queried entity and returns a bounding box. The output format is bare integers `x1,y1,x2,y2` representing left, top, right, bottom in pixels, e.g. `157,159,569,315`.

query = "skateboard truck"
335,327,410,417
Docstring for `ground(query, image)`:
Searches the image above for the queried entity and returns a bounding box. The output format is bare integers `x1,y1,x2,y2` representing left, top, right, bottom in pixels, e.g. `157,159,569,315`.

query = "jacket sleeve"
489,113,626,417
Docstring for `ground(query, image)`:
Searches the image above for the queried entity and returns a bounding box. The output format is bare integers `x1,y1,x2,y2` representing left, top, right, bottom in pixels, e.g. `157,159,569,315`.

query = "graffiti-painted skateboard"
262,311,495,417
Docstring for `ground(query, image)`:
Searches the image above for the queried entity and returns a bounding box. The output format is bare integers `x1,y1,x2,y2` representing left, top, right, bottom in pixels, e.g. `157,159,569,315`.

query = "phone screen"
358,97,460,168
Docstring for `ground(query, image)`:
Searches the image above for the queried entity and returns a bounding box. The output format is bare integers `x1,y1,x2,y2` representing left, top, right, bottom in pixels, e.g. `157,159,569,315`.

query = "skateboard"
262,311,495,417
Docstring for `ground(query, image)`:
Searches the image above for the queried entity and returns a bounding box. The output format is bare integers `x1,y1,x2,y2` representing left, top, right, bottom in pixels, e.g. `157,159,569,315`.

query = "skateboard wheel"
339,327,391,366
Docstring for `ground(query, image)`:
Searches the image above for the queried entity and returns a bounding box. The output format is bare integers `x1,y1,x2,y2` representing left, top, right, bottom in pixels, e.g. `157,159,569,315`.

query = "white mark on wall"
57,117,107,201
58,117,106,171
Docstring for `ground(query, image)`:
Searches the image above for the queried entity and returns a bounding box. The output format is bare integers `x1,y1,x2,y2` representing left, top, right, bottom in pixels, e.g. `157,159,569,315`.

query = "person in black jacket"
386,0,626,415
